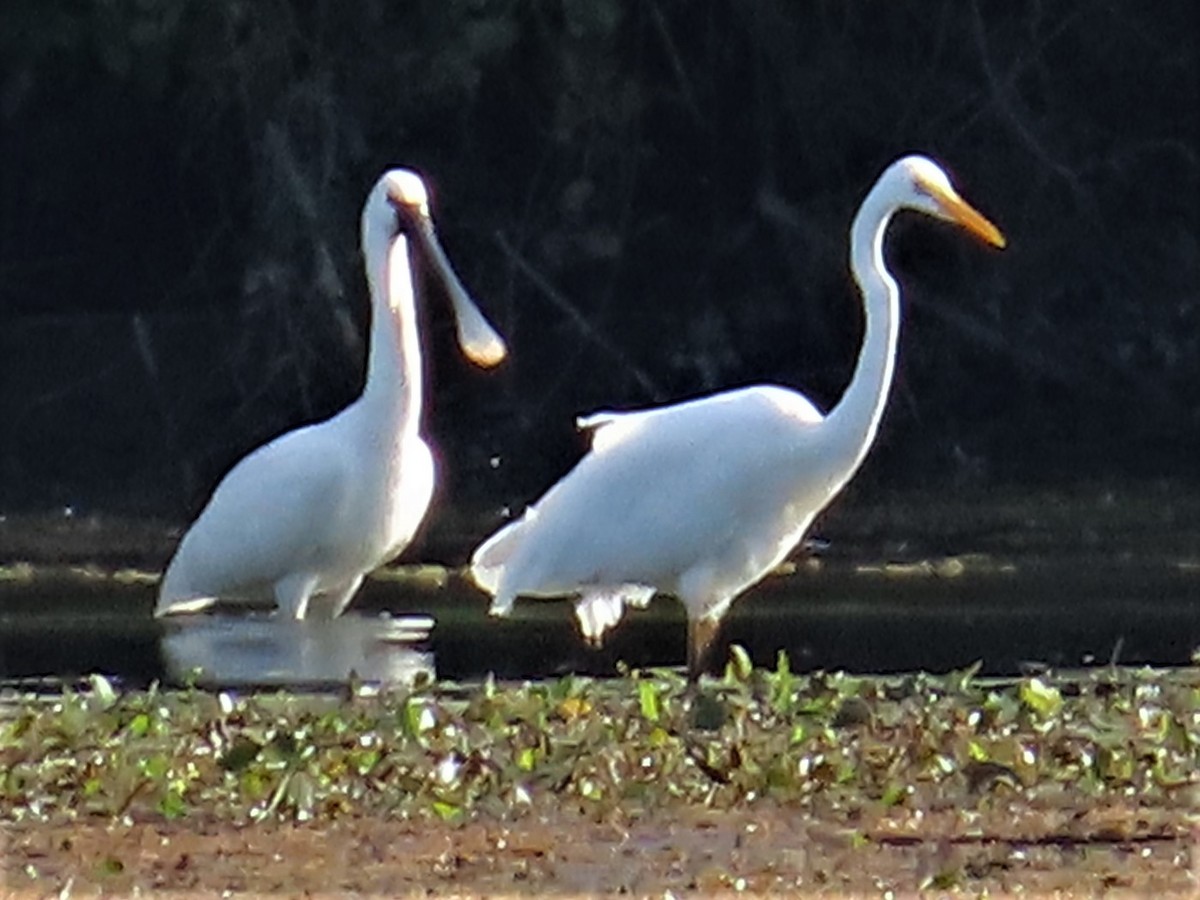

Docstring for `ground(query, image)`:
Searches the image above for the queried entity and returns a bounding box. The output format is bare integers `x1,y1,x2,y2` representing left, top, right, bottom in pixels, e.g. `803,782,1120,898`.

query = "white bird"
469,155,1004,679
157,169,506,620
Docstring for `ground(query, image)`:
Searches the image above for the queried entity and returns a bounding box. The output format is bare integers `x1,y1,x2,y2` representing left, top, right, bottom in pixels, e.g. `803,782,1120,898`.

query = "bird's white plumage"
157,169,505,620
474,386,837,625
468,155,1004,673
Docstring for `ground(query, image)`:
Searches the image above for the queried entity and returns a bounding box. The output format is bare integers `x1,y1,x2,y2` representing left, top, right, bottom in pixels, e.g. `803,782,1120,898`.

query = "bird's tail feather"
574,585,655,646
468,513,531,595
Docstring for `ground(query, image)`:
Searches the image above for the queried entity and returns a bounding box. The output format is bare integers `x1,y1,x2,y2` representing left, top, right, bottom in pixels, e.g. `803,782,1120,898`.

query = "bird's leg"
274,572,321,620
686,617,721,683
325,576,365,619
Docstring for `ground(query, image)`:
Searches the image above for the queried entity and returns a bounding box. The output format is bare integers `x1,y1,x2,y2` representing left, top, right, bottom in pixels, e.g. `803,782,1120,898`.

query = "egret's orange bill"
936,188,1006,249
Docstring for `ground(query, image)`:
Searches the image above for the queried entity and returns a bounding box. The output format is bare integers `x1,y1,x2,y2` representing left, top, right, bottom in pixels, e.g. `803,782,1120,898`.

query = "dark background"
0,1,1196,548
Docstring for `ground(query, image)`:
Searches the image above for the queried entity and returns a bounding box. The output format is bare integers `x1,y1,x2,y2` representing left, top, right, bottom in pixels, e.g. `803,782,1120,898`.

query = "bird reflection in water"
158,613,434,689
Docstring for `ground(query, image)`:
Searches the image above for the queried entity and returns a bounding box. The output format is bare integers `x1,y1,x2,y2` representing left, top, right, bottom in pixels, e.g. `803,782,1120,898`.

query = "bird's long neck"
824,189,902,483
360,223,423,435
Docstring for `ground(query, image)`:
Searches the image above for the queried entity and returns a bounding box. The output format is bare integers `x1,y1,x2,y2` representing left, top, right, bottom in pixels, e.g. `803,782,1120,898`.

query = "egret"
469,155,1004,679
156,169,506,620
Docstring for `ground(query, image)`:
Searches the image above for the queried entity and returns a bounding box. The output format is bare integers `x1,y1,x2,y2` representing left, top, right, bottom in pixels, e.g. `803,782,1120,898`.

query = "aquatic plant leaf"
87,674,119,710
690,692,728,732
831,697,872,728
577,777,602,800
725,645,754,683
3,660,1197,840
637,680,661,723
266,731,299,763
557,696,591,721
287,771,316,821
922,867,961,890
159,789,187,819
769,650,796,715
431,799,462,822
516,747,537,772
880,782,908,806
403,698,436,738
352,748,381,776
1020,678,1064,718
138,753,169,781
219,736,261,772
951,660,983,694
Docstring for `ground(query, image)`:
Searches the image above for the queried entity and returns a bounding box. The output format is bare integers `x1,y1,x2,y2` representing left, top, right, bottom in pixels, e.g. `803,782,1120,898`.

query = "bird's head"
362,169,432,241
383,169,432,221
362,168,508,368
890,155,1006,249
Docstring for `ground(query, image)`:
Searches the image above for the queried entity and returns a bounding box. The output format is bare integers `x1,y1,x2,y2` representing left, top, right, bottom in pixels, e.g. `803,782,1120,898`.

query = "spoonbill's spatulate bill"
157,169,506,620
469,155,1004,679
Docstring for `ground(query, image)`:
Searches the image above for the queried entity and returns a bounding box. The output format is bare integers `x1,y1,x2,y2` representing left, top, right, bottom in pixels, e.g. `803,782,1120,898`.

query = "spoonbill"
157,169,506,620
469,155,1004,679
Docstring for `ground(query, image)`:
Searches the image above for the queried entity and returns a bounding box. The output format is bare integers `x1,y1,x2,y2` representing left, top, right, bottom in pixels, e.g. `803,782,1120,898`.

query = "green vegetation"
3,658,1196,828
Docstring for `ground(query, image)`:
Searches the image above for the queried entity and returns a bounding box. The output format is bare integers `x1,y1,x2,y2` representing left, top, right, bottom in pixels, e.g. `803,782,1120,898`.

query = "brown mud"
4,800,1196,897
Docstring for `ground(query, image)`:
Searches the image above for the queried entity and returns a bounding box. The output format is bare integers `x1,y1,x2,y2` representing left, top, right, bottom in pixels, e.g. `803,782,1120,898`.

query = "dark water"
1,550,1197,688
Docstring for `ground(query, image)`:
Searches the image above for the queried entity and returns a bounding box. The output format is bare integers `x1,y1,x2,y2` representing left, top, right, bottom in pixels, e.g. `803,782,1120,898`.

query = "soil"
3,800,1195,898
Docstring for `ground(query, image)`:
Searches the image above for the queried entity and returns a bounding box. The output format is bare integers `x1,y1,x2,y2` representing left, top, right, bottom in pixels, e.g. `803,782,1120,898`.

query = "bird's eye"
911,177,936,199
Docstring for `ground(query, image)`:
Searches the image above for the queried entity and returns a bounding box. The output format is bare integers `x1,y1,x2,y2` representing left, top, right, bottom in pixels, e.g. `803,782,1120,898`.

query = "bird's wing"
479,386,827,600
578,385,824,454
576,408,646,453
470,505,535,598
163,424,353,600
